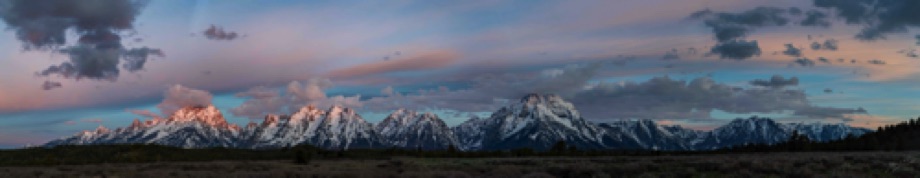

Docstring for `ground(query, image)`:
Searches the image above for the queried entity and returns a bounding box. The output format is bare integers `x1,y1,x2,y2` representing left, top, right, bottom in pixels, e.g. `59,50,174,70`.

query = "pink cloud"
328,50,460,79
128,109,162,119
156,85,214,115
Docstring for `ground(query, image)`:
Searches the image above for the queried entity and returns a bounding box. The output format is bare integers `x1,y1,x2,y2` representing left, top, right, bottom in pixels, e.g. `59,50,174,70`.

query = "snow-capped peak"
45,94,872,151
94,125,110,134
128,119,143,129
376,109,459,150
474,93,604,150
167,105,229,127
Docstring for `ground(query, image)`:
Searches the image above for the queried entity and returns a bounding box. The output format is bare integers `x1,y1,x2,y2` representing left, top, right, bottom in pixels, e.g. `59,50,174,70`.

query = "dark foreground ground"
2,152,918,177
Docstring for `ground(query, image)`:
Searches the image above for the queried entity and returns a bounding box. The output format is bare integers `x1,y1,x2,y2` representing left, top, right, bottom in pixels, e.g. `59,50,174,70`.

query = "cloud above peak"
231,78,362,119
156,85,213,116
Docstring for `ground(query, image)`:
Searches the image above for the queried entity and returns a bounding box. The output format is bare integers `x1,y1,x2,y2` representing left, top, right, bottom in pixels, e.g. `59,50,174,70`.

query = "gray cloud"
750,75,799,88
811,39,839,51
41,81,62,90
156,85,214,116
916,35,920,45
0,0,162,83
662,49,680,60
122,47,164,72
905,50,919,58
793,106,866,119
823,88,833,93
357,64,864,123
570,76,864,122
782,43,803,57
361,64,603,112
813,0,920,40
867,59,886,65
709,40,762,59
818,57,831,64
788,7,803,16
38,45,122,81
128,109,161,119
231,78,362,119
203,25,239,40
800,10,831,27
693,7,789,42
793,58,815,67
810,42,822,50
691,7,790,60
0,0,147,49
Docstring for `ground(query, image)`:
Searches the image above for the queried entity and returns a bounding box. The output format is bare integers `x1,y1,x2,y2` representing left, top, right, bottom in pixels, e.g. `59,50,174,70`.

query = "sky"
1,0,920,148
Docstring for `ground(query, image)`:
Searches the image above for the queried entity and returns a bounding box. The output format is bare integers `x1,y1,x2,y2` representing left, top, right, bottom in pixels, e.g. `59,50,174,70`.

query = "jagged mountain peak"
292,105,322,115
46,94,872,151
419,112,439,120
261,114,283,126
128,119,143,129
376,109,458,150
477,93,604,150
94,125,110,134
377,109,446,128
168,105,230,127
245,121,258,129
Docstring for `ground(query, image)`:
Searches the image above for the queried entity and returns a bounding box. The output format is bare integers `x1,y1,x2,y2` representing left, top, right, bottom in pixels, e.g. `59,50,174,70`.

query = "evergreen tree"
294,150,309,164
550,141,567,154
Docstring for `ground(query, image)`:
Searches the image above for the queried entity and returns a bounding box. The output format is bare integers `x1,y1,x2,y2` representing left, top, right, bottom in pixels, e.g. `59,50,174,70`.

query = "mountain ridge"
46,94,872,151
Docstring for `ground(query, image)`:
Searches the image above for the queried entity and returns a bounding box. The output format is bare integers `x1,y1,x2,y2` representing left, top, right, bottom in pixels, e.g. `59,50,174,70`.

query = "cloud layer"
203,25,239,40
156,85,213,116
750,75,799,88
0,0,163,83
355,64,866,123
231,78,362,119
328,50,460,79
693,7,789,60
813,0,920,40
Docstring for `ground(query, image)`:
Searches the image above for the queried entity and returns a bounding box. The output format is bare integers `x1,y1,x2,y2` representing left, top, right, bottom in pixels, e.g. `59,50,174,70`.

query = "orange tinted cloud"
327,50,460,79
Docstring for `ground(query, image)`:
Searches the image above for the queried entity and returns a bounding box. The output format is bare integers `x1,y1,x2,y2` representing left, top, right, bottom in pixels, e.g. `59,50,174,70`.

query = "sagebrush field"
2,152,918,177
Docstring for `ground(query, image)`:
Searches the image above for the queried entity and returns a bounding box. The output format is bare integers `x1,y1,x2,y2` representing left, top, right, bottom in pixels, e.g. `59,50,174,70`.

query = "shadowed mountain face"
375,109,460,150
472,94,606,150
46,94,872,151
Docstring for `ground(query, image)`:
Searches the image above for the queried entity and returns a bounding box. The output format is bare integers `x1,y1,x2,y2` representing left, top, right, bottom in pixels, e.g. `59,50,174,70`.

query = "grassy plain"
2,152,919,177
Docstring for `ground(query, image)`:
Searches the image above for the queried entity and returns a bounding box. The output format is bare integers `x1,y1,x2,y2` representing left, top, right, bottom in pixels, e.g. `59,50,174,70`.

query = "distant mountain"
472,94,606,150
596,120,698,150
452,116,487,150
46,94,872,151
692,117,872,150
375,109,459,150
45,105,239,148
241,106,385,149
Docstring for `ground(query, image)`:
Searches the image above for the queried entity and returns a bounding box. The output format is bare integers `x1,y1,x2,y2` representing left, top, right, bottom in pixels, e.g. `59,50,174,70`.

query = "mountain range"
45,94,872,151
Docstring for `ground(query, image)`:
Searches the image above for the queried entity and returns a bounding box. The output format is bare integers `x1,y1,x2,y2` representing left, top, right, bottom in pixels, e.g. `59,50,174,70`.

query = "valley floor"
2,152,919,177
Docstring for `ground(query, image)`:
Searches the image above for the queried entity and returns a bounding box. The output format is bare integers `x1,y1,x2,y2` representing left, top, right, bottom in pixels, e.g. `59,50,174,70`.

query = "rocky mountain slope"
46,94,872,151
